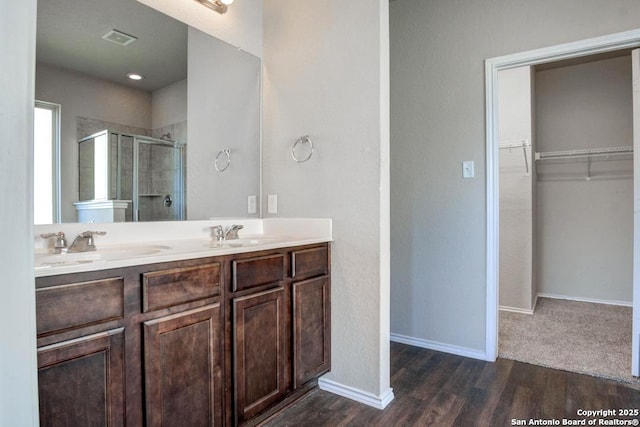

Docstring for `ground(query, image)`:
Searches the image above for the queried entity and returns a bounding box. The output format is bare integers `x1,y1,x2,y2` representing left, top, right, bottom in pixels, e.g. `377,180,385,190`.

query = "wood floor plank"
414,389,465,426
539,367,567,419
262,343,640,427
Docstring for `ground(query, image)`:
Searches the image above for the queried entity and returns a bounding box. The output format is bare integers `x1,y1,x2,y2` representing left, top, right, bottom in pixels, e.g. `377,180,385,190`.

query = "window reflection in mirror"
34,101,60,225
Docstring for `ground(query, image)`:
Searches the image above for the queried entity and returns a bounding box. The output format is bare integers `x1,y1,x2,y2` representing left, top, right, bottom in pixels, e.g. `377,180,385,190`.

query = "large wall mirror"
35,0,261,224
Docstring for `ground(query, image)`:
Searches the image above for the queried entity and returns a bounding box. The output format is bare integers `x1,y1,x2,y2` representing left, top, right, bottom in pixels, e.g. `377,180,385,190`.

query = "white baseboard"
499,305,534,315
537,293,632,307
499,295,539,315
390,333,489,361
318,377,394,410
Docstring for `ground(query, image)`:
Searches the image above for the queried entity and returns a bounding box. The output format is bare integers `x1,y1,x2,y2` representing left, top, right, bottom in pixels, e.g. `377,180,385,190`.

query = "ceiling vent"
101,29,137,46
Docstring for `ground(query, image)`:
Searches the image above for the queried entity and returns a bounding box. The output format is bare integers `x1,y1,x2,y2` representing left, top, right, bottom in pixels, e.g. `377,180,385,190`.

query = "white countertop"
34,218,332,278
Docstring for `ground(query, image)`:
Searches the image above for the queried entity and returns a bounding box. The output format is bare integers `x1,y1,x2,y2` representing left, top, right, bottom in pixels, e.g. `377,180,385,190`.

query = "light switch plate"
247,195,256,214
268,194,277,214
462,161,475,179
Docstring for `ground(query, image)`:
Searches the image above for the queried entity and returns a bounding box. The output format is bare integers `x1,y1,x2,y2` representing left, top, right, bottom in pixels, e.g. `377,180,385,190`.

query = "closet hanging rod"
499,139,530,150
535,145,633,161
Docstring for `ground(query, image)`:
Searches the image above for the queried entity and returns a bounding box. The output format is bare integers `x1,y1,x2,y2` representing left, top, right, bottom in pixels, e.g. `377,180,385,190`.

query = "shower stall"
77,130,185,222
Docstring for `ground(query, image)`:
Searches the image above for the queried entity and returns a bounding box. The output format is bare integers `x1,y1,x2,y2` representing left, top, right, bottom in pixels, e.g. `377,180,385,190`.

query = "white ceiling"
37,0,188,92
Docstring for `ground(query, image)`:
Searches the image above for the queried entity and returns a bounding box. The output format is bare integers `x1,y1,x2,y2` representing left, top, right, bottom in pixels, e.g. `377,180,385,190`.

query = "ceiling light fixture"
194,0,234,14
127,73,143,81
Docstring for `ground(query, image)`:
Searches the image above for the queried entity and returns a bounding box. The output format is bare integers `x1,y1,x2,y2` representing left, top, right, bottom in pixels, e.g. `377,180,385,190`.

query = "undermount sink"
204,236,284,249
35,244,171,267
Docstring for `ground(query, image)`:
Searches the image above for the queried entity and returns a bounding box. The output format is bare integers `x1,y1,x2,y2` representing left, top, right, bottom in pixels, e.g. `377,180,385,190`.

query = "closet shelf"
499,139,530,175
499,139,530,150
535,146,633,161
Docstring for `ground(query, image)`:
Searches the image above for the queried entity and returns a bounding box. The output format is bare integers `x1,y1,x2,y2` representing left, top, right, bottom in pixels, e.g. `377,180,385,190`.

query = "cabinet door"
233,287,288,423
38,328,125,427
144,304,222,427
293,276,331,388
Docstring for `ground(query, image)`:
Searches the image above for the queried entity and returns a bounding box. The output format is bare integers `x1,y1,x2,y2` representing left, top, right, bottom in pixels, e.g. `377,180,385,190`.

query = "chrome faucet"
224,224,243,240
211,225,224,243
40,232,68,253
66,231,107,253
211,224,244,243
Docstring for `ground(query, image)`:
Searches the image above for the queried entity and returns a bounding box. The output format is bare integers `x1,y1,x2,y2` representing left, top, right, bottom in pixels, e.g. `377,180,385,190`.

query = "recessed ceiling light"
127,73,143,81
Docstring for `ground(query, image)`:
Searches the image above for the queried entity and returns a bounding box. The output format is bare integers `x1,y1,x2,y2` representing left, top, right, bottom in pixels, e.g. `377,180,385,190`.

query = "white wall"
535,56,633,304
0,0,39,425
136,0,262,58
498,67,534,311
187,27,261,219
262,0,391,399
390,0,640,355
36,63,152,221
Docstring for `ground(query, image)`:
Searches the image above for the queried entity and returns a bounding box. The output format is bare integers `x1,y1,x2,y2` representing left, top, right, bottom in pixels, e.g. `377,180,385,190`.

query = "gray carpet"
499,297,640,387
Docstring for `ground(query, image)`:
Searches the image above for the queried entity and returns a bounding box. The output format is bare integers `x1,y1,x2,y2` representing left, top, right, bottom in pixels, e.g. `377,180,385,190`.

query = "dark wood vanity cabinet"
35,242,330,427
292,276,331,388
36,274,127,427
291,246,331,389
232,287,288,424
140,261,224,427
143,304,223,427
37,328,126,427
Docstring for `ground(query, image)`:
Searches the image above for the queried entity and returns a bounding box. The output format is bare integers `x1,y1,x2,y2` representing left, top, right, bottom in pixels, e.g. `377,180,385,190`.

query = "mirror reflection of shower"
77,130,185,223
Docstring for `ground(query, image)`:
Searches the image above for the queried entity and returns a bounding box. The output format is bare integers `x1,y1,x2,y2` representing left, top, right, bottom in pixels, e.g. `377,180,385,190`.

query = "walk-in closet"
497,52,636,384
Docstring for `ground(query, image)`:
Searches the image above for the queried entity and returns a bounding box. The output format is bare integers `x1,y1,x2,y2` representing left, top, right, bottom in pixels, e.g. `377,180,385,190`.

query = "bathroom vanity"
34,220,331,426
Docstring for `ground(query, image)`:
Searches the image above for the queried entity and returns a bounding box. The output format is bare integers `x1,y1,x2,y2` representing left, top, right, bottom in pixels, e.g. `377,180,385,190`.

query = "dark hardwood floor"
263,342,640,426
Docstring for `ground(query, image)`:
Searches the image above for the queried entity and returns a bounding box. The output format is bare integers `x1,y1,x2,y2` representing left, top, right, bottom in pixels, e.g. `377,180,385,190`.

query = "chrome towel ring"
215,148,231,172
291,135,314,163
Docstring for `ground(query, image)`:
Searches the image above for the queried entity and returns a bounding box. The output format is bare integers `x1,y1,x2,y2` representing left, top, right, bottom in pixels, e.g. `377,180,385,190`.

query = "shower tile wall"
78,139,94,201
77,116,151,139
152,120,187,144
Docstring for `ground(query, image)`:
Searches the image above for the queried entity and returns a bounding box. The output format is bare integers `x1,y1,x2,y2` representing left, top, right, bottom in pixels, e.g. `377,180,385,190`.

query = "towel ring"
291,135,314,163
215,149,231,172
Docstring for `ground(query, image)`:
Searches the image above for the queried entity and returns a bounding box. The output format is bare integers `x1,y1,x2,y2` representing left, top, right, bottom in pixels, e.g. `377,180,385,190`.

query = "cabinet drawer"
36,277,124,337
142,263,221,312
232,254,285,292
291,246,329,280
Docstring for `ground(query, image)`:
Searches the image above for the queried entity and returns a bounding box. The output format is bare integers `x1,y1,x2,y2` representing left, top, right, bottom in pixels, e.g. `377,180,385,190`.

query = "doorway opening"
485,29,640,378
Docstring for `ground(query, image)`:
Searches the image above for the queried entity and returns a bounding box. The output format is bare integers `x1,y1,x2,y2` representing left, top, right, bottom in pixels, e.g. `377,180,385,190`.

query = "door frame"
485,29,640,376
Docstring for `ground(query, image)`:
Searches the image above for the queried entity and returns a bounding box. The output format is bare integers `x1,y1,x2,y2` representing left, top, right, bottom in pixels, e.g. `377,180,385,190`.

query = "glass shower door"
135,139,184,222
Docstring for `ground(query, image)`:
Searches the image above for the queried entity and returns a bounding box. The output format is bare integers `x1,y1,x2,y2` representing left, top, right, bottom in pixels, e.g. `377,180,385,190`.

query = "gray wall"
498,67,534,311
263,0,391,396
152,79,187,131
0,0,39,424
535,55,633,303
35,63,152,221
187,27,261,220
390,0,640,354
